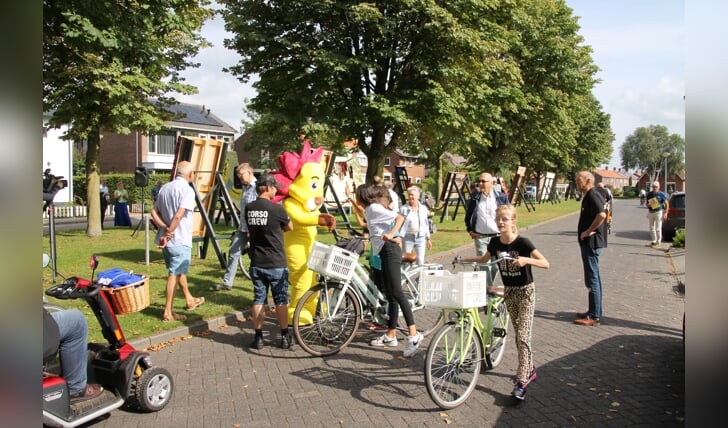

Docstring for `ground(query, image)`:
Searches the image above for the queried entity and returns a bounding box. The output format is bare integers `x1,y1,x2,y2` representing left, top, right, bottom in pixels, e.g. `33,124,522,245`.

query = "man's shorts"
163,245,192,275
250,267,289,305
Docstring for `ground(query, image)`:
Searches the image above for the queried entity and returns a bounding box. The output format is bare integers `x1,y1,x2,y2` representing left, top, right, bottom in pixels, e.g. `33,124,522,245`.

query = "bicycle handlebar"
452,253,517,269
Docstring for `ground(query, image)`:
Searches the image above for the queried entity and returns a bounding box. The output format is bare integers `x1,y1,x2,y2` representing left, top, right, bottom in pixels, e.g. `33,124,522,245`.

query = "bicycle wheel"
398,268,444,336
293,282,361,357
424,320,483,409
485,300,509,370
237,246,251,280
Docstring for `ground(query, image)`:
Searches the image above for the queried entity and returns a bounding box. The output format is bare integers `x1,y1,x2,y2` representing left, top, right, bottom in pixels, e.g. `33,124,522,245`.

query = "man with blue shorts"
152,161,205,322
245,174,293,349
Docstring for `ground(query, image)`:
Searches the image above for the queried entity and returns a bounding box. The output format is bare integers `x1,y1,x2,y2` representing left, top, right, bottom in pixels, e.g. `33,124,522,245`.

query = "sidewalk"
95,198,686,427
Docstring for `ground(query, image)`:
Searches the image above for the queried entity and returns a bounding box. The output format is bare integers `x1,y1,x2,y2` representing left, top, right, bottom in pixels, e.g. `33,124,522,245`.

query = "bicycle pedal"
492,328,507,338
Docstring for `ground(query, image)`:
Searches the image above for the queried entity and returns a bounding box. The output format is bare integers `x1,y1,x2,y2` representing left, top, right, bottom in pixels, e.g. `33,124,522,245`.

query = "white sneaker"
403,332,424,357
370,333,398,347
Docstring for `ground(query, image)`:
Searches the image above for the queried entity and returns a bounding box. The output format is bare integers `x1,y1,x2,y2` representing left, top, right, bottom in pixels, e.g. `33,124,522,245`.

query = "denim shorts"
250,267,289,305
163,245,192,275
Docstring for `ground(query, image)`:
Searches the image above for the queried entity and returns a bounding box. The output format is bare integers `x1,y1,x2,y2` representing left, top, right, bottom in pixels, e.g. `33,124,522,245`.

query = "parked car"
662,191,685,241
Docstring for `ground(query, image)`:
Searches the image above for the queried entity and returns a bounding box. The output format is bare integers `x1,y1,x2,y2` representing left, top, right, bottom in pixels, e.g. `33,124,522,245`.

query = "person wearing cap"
245,174,294,350
645,181,669,248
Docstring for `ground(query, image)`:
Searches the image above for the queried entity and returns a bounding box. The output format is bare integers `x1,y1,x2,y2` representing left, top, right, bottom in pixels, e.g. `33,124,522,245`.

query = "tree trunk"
85,129,102,237
363,128,389,185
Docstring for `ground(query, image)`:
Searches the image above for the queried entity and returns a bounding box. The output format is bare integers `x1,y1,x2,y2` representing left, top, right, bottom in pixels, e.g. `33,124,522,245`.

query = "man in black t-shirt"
245,174,293,349
574,171,607,326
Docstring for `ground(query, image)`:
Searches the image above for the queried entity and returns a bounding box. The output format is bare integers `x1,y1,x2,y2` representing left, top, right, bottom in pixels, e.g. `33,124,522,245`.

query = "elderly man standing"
645,181,669,248
214,163,257,291
465,172,509,256
151,161,205,322
574,171,607,326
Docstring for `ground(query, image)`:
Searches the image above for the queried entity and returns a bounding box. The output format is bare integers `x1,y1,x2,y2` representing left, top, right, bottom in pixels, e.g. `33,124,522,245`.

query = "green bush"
72,173,163,207
622,187,637,198
672,229,685,247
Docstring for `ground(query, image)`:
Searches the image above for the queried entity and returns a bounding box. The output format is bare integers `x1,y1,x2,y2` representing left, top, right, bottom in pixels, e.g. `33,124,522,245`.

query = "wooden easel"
319,150,354,232
439,171,471,221
508,166,535,212
171,137,236,268
393,166,409,207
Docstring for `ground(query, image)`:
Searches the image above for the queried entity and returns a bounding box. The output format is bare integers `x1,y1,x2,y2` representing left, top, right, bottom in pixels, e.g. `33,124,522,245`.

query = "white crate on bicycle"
419,270,490,309
307,241,359,281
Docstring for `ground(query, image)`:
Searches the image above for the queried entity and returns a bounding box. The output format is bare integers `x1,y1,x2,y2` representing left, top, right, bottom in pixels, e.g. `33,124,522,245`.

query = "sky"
176,0,685,169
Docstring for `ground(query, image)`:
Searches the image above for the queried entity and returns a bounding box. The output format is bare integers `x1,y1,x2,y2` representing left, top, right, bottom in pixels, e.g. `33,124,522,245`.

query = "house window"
148,130,177,154
385,157,390,166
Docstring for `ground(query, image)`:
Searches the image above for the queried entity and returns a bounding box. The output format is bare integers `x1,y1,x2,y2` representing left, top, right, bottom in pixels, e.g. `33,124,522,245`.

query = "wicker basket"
103,276,150,314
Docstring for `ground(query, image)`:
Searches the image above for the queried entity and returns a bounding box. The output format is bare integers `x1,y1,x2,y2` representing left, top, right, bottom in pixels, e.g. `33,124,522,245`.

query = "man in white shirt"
464,172,510,256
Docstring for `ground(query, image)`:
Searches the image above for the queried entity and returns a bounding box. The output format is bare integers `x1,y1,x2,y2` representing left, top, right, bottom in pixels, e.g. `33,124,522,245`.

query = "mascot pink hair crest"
270,140,325,203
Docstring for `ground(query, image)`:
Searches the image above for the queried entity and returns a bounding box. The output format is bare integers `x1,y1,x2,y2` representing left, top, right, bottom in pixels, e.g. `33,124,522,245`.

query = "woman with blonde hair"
399,186,432,266
457,204,549,400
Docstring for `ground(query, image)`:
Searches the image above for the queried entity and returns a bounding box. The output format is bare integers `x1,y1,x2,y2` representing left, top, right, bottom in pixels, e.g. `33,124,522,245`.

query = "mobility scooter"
43,254,174,427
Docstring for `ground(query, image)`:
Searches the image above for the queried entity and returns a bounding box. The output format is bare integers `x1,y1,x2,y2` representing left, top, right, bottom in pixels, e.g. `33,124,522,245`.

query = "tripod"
131,185,148,238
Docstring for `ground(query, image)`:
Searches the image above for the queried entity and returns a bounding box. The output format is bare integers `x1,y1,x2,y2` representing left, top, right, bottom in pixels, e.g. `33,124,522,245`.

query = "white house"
42,111,74,204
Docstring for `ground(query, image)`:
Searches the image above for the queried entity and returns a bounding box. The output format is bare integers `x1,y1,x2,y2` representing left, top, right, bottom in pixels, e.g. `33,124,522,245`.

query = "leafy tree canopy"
620,124,685,183
220,0,522,182
43,0,214,236
222,0,611,184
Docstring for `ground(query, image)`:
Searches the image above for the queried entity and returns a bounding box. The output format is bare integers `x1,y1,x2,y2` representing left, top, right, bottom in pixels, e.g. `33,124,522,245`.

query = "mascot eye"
310,181,319,191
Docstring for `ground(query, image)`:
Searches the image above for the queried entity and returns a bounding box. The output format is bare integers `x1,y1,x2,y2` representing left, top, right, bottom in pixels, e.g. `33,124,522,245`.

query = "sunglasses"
478,179,492,183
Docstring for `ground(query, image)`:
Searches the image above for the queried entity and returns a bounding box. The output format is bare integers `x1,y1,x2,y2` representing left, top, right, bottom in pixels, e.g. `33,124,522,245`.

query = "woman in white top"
399,186,431,266
365,185,424,357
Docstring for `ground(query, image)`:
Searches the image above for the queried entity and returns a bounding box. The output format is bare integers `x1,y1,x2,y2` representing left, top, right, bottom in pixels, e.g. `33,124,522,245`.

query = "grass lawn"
42,199,580,342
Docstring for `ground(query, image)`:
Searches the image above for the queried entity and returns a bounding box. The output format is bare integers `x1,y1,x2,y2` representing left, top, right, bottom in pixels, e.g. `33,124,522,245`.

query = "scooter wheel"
134,367,174,412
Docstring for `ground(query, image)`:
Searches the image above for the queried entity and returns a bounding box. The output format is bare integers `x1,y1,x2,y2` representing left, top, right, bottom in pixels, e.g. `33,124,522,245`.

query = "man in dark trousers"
574,171,607,326
245,174,294,349
465,172,510,256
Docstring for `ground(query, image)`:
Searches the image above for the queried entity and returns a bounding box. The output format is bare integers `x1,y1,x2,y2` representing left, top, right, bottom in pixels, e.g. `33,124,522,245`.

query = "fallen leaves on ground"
146,334,193,351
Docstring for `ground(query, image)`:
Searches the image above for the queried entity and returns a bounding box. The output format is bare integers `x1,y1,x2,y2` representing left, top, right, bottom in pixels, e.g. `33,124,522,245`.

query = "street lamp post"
662,152,670,193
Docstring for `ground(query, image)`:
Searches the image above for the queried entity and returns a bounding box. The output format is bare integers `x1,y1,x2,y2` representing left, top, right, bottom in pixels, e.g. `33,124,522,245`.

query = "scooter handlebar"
46,277,102,300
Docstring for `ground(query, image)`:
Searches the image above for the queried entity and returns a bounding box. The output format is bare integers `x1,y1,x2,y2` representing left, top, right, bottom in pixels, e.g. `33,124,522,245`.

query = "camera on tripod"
43,169,68,208
43,168,68,192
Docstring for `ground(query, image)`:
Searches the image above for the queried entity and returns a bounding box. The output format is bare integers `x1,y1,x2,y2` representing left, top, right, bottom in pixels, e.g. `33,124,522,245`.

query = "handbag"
335,237,366,256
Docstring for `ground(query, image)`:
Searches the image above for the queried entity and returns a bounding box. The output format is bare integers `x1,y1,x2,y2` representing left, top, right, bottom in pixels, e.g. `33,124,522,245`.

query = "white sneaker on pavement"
370,333,398,347
403,332,424,357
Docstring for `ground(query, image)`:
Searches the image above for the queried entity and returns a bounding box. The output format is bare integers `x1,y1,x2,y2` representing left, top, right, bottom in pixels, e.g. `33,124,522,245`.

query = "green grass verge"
43,199,580,342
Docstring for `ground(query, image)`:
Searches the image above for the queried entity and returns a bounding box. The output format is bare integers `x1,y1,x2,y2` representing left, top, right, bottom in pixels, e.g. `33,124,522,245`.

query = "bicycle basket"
419,270,490,309
308,242,359,281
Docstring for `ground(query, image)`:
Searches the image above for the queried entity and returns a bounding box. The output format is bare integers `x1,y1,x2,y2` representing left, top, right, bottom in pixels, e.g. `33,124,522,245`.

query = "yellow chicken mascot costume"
271,141,336,324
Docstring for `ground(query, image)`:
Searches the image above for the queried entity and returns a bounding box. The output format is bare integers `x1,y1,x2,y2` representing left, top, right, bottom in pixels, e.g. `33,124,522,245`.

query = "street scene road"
89,198,685,427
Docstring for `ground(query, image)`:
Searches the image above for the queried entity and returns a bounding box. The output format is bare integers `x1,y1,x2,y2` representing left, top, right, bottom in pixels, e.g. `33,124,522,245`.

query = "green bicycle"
422,254,514,409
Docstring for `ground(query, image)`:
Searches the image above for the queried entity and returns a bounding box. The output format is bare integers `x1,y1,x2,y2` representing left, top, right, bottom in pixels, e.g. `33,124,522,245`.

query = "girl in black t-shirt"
458,204,549,400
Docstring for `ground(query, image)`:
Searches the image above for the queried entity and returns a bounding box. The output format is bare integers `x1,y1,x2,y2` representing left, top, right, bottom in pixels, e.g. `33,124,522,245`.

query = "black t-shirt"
245,198,290,268
487,236,536,287
577,188,607,248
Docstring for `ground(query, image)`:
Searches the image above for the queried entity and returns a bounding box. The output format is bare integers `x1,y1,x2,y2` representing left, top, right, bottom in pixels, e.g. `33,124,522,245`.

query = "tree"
620,125,685,184
220,0,521,183
43,0,213,237
467,0,611,182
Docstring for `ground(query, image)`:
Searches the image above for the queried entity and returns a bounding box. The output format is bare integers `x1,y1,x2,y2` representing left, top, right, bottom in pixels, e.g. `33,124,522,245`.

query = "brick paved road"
96,198,685,427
